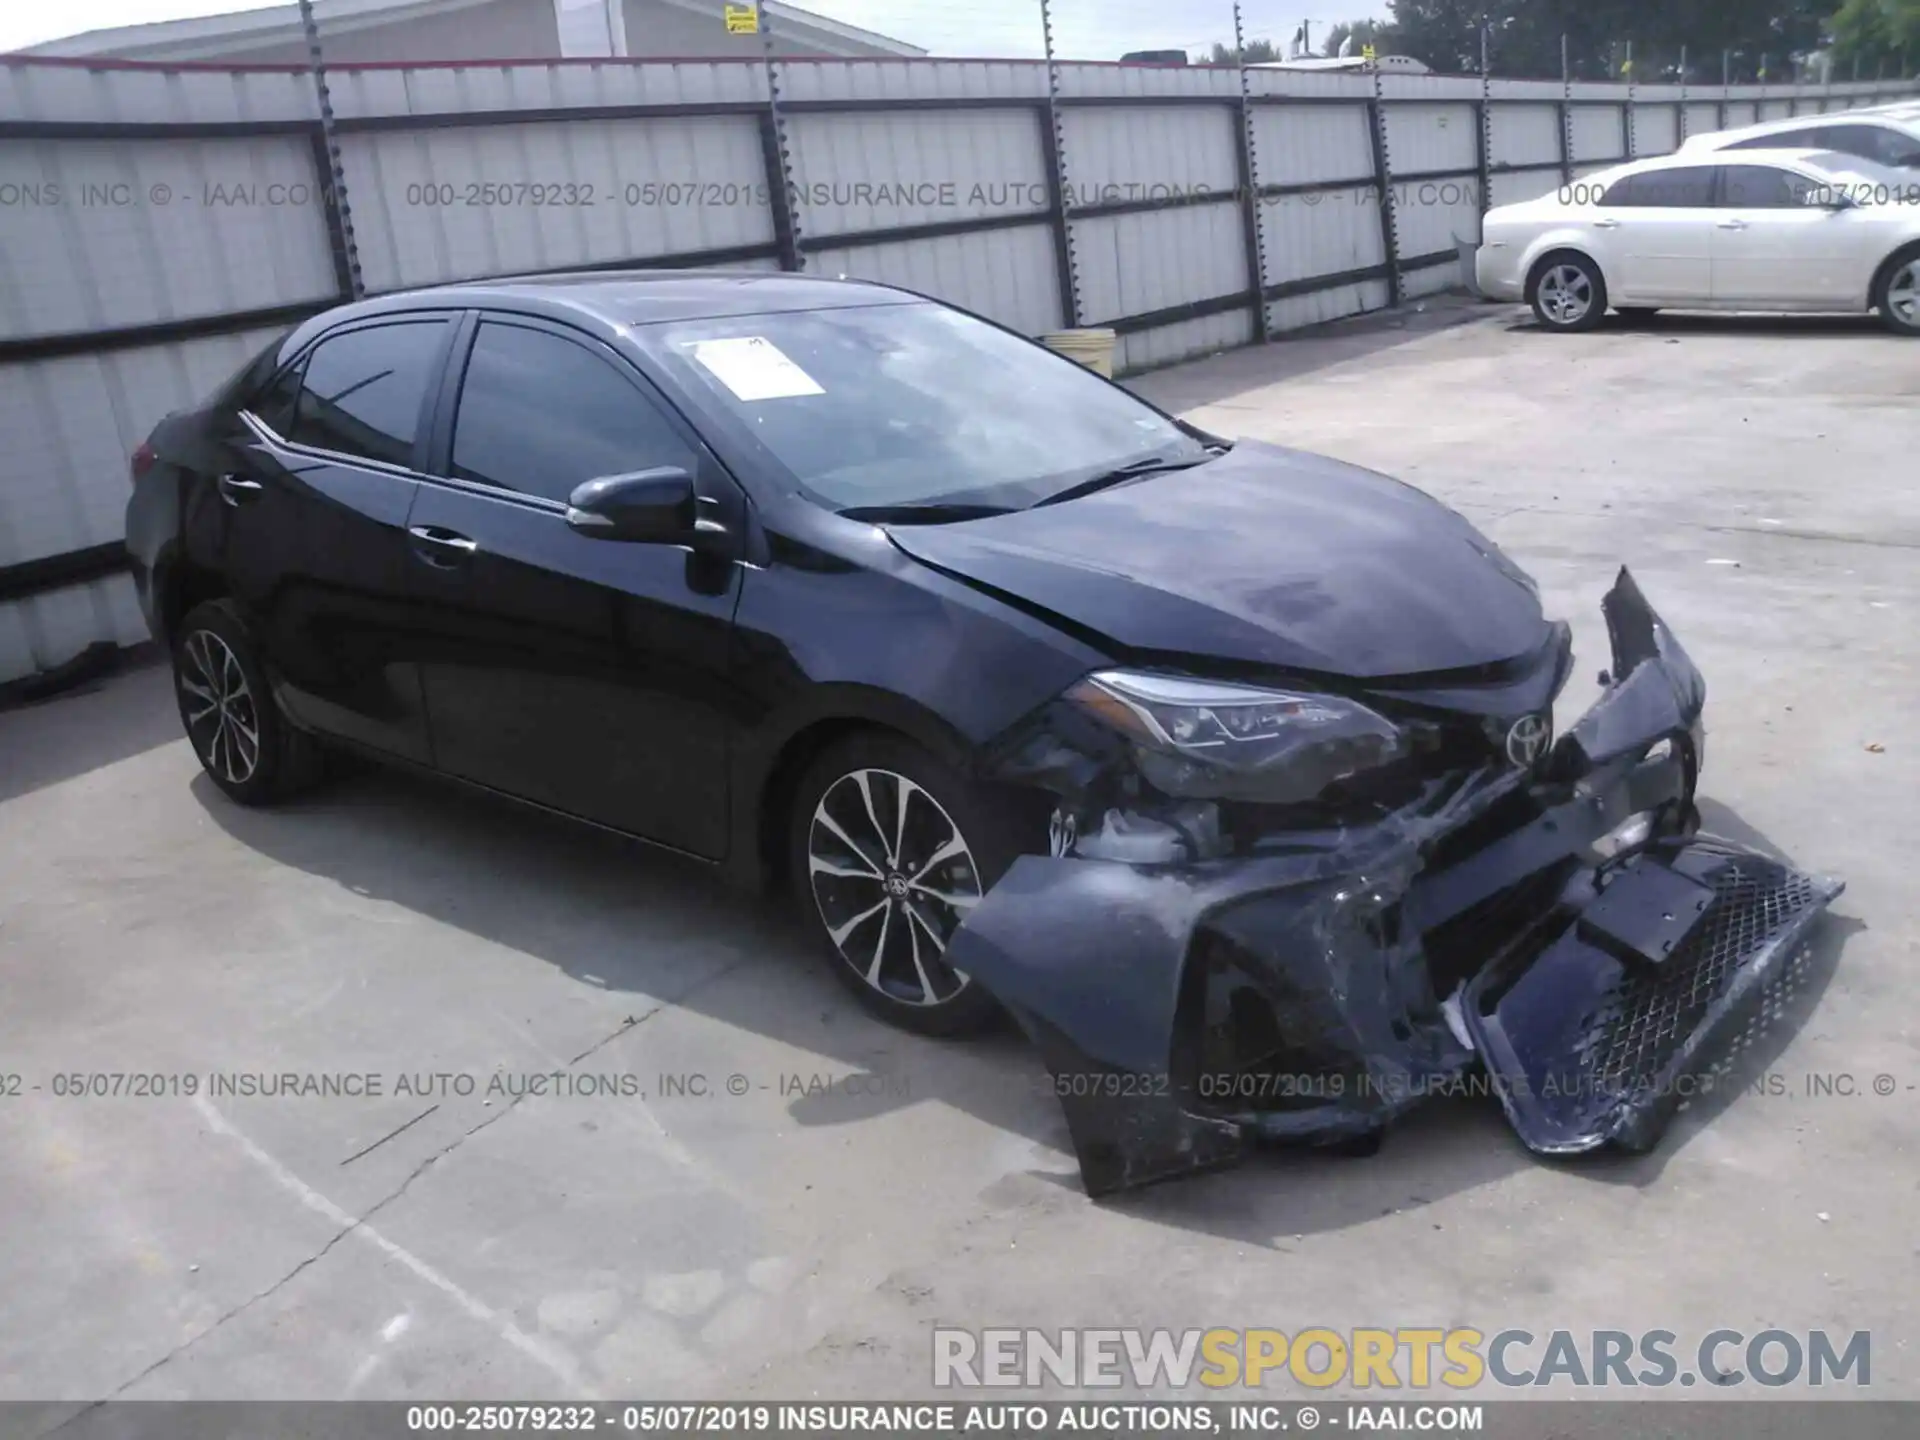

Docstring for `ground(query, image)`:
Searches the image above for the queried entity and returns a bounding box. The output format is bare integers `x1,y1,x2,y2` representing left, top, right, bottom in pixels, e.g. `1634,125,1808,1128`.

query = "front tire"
1528,252,1607,332
789,734,1033,1036
1873,247,1920,336
172,599,323,805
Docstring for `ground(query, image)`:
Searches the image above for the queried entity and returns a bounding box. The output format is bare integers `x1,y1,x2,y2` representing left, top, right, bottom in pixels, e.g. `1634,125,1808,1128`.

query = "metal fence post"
1678,45,1689,140
1719,50,1730,130
1558,35,1574,187
1040,0,1081,328
758,6,802,270
1476,21,1492,218
297,0,362,300
1367,62,1401,309
1233,2,1270,343
1623,41,1635,158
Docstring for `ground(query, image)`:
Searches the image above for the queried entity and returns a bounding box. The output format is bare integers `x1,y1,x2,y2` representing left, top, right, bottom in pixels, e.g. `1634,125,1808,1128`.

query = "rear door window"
1627,168,1717,208
285,320,451,469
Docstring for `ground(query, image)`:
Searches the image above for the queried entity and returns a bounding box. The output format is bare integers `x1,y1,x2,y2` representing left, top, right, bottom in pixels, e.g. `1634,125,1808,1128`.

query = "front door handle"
1592,218,1621,229
1716,218,1749,230
216,473,263,507
408,525,479,568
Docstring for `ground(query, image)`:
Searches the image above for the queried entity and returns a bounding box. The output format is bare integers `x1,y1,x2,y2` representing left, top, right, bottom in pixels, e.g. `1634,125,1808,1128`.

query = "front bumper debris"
946,570,1843,1196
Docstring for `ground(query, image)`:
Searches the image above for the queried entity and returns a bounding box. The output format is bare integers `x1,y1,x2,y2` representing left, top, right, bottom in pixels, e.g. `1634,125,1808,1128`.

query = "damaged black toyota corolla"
127,274,1841,1196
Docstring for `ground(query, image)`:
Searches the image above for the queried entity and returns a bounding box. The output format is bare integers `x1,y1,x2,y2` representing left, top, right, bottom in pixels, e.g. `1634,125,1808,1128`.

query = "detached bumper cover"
946,570,1843,1196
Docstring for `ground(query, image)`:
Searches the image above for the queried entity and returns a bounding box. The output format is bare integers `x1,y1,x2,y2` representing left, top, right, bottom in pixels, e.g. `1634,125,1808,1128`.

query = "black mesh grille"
1576,850,1824,1098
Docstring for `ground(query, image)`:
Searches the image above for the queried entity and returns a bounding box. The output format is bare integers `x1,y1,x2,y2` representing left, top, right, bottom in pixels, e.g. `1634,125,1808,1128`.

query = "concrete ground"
2,299,1915,1407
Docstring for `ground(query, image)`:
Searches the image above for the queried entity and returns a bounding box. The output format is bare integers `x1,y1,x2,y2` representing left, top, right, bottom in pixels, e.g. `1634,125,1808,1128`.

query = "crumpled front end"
947,570,1843,1196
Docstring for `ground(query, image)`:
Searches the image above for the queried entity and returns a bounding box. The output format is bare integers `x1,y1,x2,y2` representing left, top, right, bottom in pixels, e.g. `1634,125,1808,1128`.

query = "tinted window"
1630,167,1717,207
1721,166,1814,208
1599,175,1639,206
1730,127,1822,152
286,321,448,468
451,322,695,503
1824,123,1920,165
251,358,306,436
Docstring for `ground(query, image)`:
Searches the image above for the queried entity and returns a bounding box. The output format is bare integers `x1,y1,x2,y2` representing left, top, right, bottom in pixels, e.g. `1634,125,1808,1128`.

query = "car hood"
886,440,1550,679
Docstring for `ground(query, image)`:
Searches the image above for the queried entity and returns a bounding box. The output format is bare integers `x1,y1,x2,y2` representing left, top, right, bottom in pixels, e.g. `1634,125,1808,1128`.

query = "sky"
0,0,1385,62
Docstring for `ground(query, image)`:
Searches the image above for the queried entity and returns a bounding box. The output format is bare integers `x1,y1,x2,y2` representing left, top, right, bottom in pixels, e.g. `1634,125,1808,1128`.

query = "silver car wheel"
1888,260,1920,328
179,629,261,786
808,768,980,1007
1538,264,1594,326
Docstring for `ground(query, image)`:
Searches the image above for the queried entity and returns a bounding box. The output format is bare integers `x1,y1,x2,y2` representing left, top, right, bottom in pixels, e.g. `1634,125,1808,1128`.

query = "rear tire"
788,732,1038,1036
172,599,324,806
1872,246,1920,336
1528,252,1607,332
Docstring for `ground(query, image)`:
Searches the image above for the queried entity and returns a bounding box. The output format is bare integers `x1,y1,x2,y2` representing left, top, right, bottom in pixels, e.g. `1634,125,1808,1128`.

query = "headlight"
1064,669,1406,804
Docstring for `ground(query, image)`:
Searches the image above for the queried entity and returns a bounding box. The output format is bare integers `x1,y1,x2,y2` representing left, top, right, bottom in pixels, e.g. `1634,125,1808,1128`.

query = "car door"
406,313,744,858
1593,166,1717,302
213,315,454,763
1711,164,1865,306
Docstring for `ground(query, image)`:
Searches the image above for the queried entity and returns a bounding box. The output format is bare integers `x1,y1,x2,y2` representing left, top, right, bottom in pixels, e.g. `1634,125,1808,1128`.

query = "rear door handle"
1716,218,1749,230
216,473,263,506
408,525,479,567
1592,218,1621,229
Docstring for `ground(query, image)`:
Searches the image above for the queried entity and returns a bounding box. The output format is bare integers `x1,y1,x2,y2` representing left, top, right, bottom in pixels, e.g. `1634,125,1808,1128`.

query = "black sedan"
126,273,1840,1194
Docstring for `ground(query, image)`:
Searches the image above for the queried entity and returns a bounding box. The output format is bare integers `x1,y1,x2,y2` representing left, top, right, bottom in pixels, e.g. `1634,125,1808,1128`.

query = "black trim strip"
331,102,763,132
0,543,131,606
0,301,332,364
0,118,317,140
1099,247,1464,338
1104,290,1251,335
1388,166,1482,186
800,211,1049,253
1068,188,1236,221
1259,173,1386,199
1263,261,1393,301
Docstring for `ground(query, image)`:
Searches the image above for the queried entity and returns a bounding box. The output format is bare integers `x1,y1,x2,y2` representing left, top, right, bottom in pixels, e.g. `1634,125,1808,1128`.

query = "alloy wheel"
179,629,261,786
1888,260,1920,329
807,768,982,1007
1538,265,1593,326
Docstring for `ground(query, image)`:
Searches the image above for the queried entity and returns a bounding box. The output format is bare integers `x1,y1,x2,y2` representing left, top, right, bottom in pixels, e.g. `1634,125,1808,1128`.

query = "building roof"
19,0,926,61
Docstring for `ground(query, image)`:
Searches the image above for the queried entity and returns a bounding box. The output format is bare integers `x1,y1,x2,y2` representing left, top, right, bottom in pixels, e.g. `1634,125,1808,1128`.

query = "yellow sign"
1361,43,1377,61
724,3,758,35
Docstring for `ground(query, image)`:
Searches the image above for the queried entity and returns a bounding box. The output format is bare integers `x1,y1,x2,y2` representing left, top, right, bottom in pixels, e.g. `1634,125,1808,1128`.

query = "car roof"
323,270,921,330
1681,110,1920,149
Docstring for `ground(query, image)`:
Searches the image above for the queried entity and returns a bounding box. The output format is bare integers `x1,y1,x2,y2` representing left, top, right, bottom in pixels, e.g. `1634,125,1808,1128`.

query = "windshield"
642,301,1205,514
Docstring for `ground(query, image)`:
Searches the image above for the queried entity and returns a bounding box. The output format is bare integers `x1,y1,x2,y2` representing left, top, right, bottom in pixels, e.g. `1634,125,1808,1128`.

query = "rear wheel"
1529,253,1607,332
172,600,323,805
1873,248,1920,335
789,733,1036,1036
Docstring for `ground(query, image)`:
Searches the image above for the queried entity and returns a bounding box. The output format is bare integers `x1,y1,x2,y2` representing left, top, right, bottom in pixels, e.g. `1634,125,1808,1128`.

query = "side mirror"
566,466,696,543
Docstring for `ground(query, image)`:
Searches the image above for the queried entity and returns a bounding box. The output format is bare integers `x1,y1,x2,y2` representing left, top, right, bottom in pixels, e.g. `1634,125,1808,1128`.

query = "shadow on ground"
0,653,176,804
164,671,1857,1243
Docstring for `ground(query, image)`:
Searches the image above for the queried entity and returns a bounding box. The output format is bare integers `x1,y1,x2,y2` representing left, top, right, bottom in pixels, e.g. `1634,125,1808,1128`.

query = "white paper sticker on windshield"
689,336,825,401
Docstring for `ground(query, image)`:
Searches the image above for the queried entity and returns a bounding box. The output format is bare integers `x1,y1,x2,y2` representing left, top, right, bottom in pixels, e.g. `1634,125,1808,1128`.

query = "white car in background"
1475,149,1920,334
1677,109,1920,170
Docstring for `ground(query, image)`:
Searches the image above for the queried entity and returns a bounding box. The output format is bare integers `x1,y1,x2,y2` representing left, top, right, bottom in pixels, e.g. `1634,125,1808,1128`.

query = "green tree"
1830,0,1920,72
1208,38,1281,64
1323,19,1392,57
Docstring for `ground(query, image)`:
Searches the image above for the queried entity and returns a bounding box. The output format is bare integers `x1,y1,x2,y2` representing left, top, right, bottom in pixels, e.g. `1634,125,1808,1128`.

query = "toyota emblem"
1505,712,1550,768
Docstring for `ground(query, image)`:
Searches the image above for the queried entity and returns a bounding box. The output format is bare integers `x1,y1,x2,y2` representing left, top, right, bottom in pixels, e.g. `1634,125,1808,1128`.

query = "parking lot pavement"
3,299,1915,1405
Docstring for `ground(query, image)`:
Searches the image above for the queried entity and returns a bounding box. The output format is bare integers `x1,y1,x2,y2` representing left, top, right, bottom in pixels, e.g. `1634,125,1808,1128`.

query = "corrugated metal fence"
1,54,1913,684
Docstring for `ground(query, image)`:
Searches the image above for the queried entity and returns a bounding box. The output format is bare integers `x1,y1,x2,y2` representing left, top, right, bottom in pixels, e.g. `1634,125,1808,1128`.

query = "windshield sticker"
688,337,825,401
